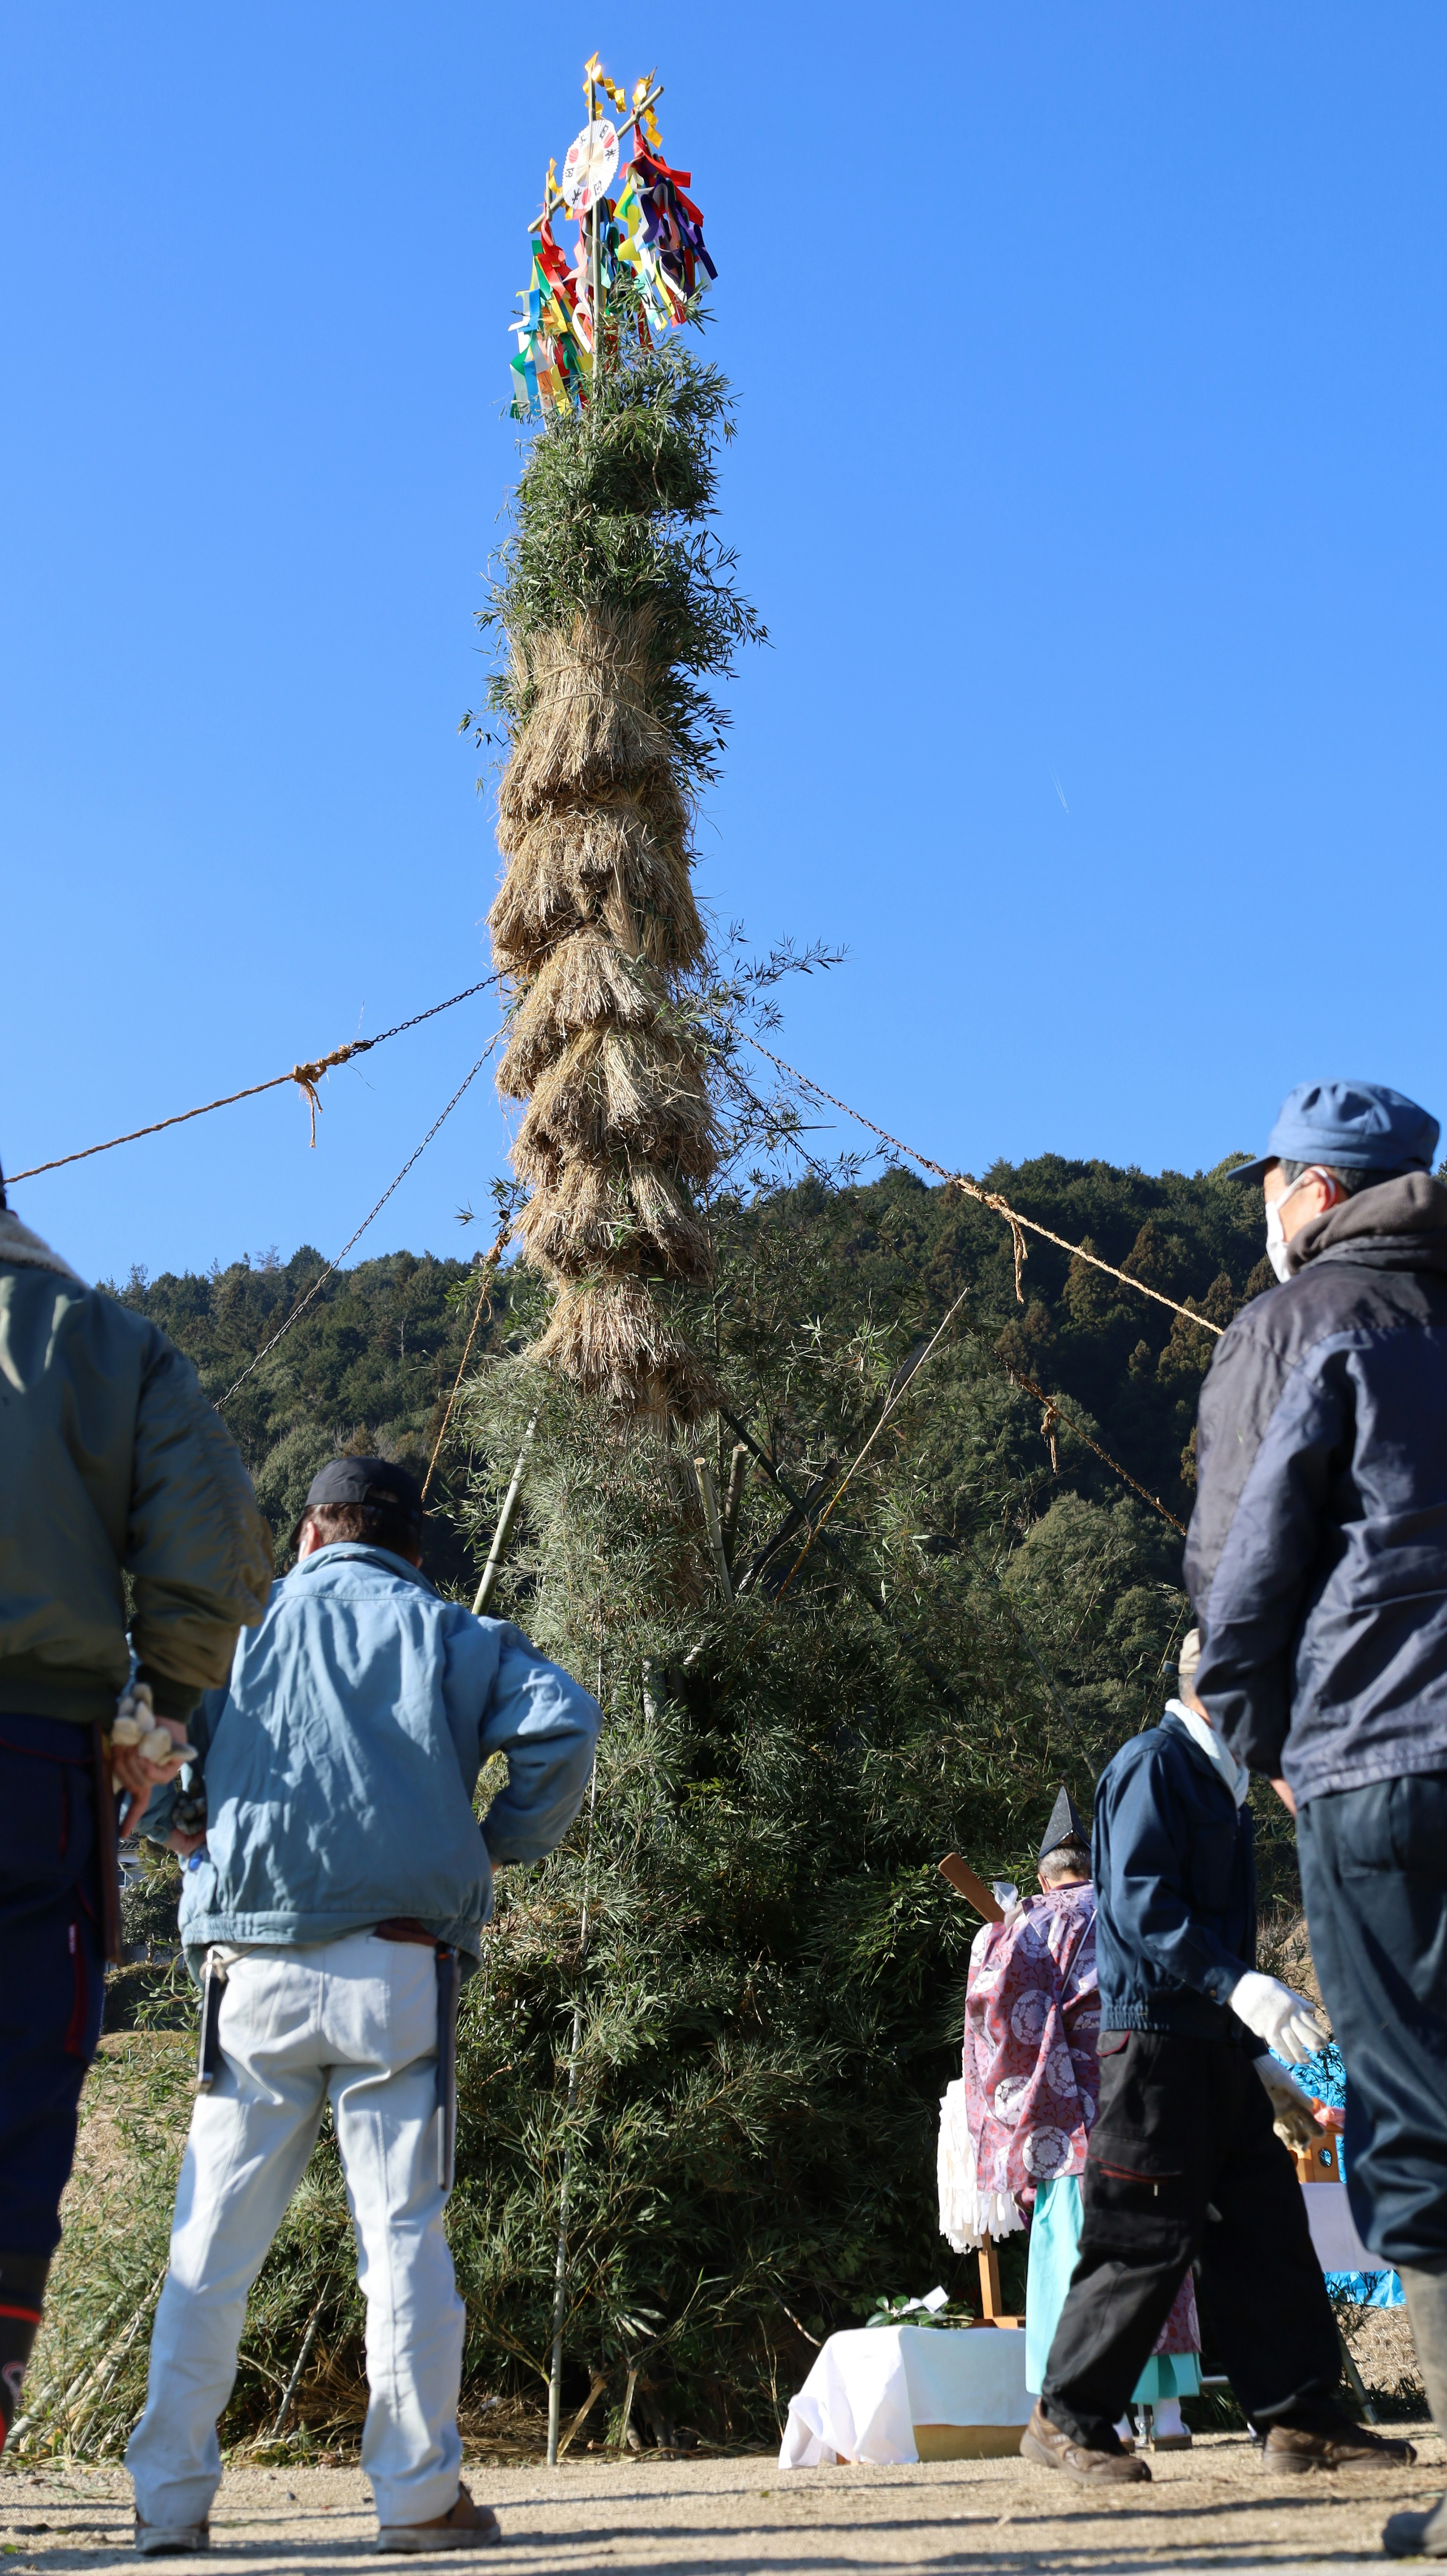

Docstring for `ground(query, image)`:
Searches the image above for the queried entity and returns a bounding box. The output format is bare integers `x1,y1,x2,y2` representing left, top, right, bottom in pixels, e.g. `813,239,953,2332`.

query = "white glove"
1254,2057,1317,2149
1230,1970,1329,2066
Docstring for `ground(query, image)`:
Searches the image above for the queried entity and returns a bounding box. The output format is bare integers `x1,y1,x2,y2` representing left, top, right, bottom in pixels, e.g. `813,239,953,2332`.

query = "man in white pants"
125,1458,601,2556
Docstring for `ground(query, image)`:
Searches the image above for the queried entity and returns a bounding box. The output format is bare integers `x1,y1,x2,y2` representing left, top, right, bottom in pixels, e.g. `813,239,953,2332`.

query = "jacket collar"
1160,1706,1247,1806
0,1210,84,1283
291,1542,437,1596
1287,1170,1447,1279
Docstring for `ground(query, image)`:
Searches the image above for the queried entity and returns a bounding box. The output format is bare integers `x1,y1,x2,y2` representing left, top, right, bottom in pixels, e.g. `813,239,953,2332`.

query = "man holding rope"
0,1168,272,2452
1187,1080,1447,2554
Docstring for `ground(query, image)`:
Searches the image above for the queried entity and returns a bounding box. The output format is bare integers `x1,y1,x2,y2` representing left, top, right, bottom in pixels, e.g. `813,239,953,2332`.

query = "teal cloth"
1025,2174,1202,2402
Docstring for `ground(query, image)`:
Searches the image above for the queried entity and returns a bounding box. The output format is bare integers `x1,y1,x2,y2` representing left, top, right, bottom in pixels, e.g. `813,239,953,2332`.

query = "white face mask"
1265,1168,1334,1282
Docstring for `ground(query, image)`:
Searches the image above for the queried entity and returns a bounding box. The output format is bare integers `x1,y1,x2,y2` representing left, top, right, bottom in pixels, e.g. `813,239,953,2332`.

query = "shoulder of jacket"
1100,1728,1188,1798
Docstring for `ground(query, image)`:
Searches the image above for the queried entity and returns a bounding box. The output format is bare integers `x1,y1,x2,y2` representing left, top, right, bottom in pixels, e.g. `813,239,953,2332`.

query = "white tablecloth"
779,2325,1032,2468
1303,2180,1380,2274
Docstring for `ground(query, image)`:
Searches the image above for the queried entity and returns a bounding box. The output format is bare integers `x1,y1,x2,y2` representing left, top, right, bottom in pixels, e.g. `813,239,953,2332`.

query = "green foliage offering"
469,322,766,788
79,1149,1290,2454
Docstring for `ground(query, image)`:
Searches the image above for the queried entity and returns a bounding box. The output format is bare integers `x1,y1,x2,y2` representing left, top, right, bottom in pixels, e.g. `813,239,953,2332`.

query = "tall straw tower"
482,65,755,1423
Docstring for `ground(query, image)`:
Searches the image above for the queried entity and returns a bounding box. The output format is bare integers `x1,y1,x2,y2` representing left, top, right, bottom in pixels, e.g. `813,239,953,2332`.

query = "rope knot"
289,1041,371,1146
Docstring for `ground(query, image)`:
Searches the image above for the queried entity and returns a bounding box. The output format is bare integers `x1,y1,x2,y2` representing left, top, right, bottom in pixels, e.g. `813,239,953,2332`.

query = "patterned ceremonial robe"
964,1879,1199,2359
964,1882,1100,2196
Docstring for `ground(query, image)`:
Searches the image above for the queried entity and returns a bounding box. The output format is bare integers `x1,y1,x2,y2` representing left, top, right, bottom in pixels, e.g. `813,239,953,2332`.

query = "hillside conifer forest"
41,1150,1296,2459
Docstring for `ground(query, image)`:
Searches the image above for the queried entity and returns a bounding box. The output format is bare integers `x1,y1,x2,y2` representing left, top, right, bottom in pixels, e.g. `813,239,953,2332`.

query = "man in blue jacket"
1187,1080,1447,2554
1024,1633,1413,2484
124,1457,601,2557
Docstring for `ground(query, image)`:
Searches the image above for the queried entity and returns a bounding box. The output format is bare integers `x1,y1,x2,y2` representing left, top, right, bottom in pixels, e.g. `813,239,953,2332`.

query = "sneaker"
375,2486,501,2554
1384,2495,1447,2557
134,2518,210,2557
1262,2420,1416,2475
1020,2400,1152,2484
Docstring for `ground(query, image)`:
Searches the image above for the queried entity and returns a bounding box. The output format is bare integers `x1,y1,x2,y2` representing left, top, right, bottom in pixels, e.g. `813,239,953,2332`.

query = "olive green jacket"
0,1214,273,1725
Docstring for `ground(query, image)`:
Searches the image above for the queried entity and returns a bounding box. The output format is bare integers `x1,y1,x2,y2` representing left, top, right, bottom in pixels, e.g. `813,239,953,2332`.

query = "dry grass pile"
491,606,717,1421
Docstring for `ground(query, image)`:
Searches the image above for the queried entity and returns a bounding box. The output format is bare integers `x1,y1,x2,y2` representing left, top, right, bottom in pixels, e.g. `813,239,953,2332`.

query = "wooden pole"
546,1746,599,2466
473,1418,537,1613
693,1456,732,1600
587,66,605,396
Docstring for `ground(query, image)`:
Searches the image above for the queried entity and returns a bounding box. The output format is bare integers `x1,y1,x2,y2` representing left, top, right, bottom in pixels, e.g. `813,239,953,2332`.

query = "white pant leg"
127,1950,331,2531
323,1937,464,2527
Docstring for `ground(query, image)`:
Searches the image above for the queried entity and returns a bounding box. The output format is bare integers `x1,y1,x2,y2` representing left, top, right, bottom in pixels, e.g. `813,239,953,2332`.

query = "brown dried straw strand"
9,973,501,1183
219,1040,499,1410
419,1217,514,1502
745,1038,1226,1338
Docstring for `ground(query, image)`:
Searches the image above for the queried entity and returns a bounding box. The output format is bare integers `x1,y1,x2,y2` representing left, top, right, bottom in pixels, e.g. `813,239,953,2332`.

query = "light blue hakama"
1024,2174,1202,2402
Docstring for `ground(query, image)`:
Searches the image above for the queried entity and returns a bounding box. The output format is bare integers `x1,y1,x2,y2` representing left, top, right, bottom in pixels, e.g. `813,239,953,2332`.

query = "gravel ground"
2,2430,1442,2574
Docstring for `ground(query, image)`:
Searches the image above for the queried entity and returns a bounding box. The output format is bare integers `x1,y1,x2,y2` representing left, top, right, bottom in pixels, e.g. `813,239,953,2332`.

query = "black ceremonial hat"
1039,1783,1089,1859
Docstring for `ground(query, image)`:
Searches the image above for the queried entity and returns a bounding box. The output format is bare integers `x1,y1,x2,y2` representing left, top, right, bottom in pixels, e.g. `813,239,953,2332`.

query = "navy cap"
1230,1081,1439,1187
303,1455,424,1531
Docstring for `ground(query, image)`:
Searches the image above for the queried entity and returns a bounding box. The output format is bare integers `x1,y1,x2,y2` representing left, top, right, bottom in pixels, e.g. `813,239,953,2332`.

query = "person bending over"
125,1458,601,2557
1023,1632,1414,2485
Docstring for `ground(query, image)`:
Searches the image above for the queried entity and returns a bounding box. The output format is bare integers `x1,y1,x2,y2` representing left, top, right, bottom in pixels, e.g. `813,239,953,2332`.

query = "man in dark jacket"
1186,1079,1447,2555
1024,1636,1412,2484
0,1173,272,2450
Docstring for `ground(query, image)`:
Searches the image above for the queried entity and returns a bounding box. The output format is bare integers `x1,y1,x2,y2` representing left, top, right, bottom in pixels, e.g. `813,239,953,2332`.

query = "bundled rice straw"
498,609,675,822
534,1273,718,1422
490,600,719,1422
514,1159,711,1281
488,796,704,978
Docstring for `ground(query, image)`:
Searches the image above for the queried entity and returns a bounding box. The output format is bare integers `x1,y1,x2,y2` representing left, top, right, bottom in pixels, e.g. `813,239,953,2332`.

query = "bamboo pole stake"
268,2285,330,2441
692,1456,732,1600
473,1418,537,1613
588,67,605,394
546,1737,600,2466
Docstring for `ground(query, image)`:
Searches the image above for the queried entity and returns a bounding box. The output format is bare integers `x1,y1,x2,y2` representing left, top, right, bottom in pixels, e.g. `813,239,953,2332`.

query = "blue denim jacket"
145,1543,601,1963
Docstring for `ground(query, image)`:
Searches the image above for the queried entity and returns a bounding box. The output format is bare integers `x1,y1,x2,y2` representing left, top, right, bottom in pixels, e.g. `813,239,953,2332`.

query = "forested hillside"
115,1147,1270,1578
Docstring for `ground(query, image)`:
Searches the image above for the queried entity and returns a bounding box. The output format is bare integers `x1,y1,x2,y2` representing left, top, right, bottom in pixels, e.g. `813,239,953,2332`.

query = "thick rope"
746,1038,1227,1338
420,1218,515,1502
218,1041,499,1410
9,975,501,1183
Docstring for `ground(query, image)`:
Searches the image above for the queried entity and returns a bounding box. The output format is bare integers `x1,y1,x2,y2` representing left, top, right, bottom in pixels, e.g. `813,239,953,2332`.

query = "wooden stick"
473,1418,537,1613
938,1853,1004,1922
693,1458,732,1600
978,2242,1004,2321
555,2368,609,2461
269,2289,329,2440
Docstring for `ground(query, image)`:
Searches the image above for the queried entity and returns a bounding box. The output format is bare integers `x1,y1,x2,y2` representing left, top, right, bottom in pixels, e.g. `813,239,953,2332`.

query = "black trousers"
1041,2030,1340,2450
0,1717,106,2257
1298,1769,1447,2274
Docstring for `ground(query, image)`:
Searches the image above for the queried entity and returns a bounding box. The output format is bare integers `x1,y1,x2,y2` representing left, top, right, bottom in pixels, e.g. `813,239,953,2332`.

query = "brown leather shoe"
1020,2399,1152,2483
374,2484,502,2553
1262,2420,1416,2475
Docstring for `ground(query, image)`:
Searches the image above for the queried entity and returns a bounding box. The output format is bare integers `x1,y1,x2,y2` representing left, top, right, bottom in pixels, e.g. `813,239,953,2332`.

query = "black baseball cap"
302,1456,424,1533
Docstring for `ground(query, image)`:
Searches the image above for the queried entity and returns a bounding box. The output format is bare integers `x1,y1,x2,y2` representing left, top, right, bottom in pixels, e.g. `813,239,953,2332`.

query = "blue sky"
5,5,1445,1286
